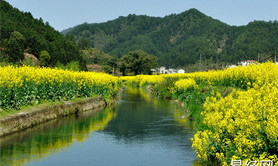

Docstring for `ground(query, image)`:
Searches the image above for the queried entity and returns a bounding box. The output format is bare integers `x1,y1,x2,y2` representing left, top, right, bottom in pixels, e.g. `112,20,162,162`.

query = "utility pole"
199,53,202,71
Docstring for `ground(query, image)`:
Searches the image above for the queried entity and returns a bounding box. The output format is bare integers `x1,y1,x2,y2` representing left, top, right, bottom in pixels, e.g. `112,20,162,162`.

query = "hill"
62,9,278,67
0,0,86,69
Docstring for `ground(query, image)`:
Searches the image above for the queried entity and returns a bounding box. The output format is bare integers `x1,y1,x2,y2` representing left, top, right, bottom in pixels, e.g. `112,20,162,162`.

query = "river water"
0,88,202,166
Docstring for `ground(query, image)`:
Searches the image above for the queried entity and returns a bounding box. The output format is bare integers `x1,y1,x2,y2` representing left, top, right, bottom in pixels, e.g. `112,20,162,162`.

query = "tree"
81,48,110,64
7,31,25,62
78,38,91,49
102,65,113,74
120,50,158,75
102,56,118,74
39,50,51,66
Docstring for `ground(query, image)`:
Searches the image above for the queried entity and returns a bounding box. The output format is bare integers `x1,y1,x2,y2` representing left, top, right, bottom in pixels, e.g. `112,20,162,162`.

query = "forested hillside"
63,9,278,67
0,0,86,69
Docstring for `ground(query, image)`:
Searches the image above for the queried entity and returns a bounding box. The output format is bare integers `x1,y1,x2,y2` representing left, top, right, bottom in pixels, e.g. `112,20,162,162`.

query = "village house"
153,67,185,74
177,69,185,74
238,60,257,67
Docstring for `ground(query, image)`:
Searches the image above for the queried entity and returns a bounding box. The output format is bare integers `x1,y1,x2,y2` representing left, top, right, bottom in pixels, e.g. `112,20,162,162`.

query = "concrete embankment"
0,96,106,137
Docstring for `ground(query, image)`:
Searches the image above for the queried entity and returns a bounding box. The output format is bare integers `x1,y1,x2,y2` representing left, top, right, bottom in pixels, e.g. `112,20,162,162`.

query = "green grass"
0,95,99,118
180,85,236,131
68,94,98,102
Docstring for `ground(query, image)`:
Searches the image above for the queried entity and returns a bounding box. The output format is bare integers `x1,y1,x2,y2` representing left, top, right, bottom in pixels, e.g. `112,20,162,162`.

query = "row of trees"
81,48,158,75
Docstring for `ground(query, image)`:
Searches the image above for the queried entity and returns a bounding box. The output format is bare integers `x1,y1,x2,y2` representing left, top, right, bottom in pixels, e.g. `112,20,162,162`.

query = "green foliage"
39,50,51,66
102,65,113,74
0,61,15,67
0,0,85,68
22,57,39,67
223,21,278,63
103,56,118,74
65,61,80,71
77,38,91,49
81,48,111,64
120,50,158,75
55,61,80,71
81,48,118,74
6,31,25,62
154,77,178,98
55,61,65,69
64,8,278,68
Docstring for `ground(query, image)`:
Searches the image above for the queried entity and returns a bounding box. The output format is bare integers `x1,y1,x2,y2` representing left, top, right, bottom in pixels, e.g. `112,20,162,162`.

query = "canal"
0,88,200,166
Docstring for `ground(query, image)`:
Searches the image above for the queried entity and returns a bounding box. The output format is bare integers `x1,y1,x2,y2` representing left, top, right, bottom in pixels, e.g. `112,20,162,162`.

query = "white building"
228,65,238,68
159,67,167,74
168,68,177,74
177,69,185,74
157,67,185,74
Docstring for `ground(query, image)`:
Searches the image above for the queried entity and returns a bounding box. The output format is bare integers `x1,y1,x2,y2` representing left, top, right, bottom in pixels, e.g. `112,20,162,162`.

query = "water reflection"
0,88,202,166
0,107,117,166
102,88,197,165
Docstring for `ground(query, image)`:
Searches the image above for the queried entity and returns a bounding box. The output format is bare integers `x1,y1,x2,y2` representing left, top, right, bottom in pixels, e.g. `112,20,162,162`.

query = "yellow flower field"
174,78,197,92
0,66,121,109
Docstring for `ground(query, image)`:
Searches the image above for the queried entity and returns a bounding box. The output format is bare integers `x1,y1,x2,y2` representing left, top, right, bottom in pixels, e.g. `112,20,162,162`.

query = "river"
0,88,202,166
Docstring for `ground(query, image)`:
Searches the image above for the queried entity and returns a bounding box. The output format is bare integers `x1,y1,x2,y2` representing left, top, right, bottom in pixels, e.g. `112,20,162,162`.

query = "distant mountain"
0,0,86,69
63,9,278,67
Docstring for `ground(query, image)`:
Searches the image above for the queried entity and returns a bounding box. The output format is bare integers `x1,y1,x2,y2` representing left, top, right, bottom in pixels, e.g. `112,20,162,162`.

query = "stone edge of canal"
0,96,106,137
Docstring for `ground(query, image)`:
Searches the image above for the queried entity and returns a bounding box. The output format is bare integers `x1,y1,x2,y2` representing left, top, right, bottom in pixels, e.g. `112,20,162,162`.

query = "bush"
39,50,51,67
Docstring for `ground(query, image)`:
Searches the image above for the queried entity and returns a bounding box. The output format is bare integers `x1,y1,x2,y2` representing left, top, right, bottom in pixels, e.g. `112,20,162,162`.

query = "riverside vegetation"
121,62,278,165
0,66,121,111
0,62,277,165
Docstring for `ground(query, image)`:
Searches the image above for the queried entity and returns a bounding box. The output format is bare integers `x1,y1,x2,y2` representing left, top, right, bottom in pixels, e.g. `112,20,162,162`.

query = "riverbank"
0,96,106,137
145,83,234,131
0,66,122,137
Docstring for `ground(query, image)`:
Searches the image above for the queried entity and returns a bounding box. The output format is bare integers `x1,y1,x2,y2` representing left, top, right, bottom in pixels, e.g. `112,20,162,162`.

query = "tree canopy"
120,50,158,75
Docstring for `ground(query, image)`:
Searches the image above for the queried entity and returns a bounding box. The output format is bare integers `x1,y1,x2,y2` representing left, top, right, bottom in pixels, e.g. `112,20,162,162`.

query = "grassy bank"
0,95,99,118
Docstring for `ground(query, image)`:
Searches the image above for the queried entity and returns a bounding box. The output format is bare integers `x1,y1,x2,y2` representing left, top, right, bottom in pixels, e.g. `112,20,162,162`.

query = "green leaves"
120,50,158,75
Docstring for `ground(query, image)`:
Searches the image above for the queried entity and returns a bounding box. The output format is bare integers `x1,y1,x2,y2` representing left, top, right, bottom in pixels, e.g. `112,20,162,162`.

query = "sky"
6,0,278,32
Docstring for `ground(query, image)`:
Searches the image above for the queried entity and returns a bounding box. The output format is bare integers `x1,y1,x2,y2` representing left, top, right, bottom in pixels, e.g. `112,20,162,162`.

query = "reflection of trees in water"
0,107,117,166
104,88,192,144
172,106,191,128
